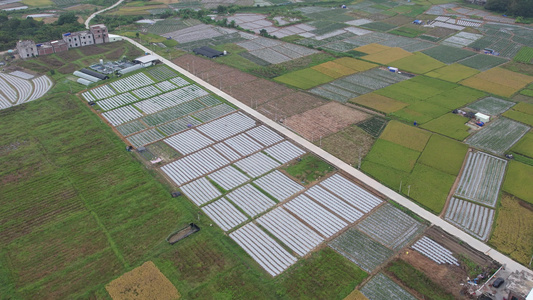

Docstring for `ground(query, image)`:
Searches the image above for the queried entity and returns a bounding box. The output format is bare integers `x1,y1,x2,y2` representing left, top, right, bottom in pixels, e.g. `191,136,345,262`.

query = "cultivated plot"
181,177,222,206
356,204,426,250
202,198,248,231
305,185,364,223
454,151,507,207
444,197,495,241
320,174,382,213
226,184,275,217
208,166,249,191
466,118,529,154
361,273,417,300
466,97,515,115
0,73,53,110
253,170,304,201
412,236,459,266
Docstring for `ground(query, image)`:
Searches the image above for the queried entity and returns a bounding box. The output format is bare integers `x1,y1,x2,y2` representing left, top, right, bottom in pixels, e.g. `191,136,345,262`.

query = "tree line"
485,0,533,18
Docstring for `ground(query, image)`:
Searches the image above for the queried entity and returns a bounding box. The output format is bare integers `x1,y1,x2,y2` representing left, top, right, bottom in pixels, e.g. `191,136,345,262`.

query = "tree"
57,12,78,25
217,5,227,13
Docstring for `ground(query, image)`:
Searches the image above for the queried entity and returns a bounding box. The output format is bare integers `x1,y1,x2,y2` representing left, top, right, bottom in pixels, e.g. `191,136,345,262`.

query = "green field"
503,161,533,204
405,163,456,214
425,64,480,83
511,132,533,158
283,154,335,184
379,120,431,151
389,26,424,38
391,102,449,124
459,54,508,71
390,52,446,74
364,139,421,172
422,45,476,64
421,113,471,141
424,86,486,109
513,46,533,64
417,134,468,176
274,68,334,89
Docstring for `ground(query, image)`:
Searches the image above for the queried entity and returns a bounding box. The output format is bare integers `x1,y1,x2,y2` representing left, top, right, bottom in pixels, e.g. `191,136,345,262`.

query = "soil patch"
56,49,82,61
258,91,326,120
285,102,369,140
79,45,108,56
106,261,180,300
320,125,375,165
57,63,78,74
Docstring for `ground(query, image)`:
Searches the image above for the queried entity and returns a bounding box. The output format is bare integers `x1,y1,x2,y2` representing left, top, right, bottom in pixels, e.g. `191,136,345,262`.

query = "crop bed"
454,151,507,207
444,197,495,241
329,228,394,272
101,106,143,126
245,126,284,146
356,204,425,250
422,45,476,64
285,194,348,238
320,174,382,213
466,97,515,115
202,198,248,231
466,118,529,155
412,236,459,265
116,120,147,137
459,54,508,71
253,170,304,201
145,65,178,81
164,129,214,155
361,273,417,300
96,93,139,111
225,133,263,156
134,85,208,114
213,142,242,162
357,117,387,137
126,128,165,148
305,185,364,223
263,141,305,164
192,104,236,122
158,116,201,136
142,101,205,126
181,177,222,206
110,73,155,93
226,184,275,217
230,223,297,276
257,207,324,257
208,166,249,191
234,152,281,178
197,112,256,141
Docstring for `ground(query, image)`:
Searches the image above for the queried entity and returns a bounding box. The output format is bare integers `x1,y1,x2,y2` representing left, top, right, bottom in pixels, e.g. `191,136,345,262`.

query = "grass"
379,120,431,152
361,160,410,189
364,139,421,173
420,113,471,141
511,132,533,158
417,134,468,176
21,0,53,6
489,194,533,266
513,46,533,63
274,68,334,89
502,109,533,126
390,52,446,74
459,54,508,71
460,67,533,98
389,26,424,38
375,76,456,104
405,163,456,214
283,154,335,184
425,86,486,109
385,259,454,300
503,161,533,204
277,248,368,299
391,102,449,125
349,93,408,114
425,64,480,83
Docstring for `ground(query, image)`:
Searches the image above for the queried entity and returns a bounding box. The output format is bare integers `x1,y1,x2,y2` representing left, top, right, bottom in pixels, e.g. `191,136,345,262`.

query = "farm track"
122,37,532,275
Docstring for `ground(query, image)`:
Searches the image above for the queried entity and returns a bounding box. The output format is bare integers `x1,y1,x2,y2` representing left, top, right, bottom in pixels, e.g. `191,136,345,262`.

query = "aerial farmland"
1,0,533,298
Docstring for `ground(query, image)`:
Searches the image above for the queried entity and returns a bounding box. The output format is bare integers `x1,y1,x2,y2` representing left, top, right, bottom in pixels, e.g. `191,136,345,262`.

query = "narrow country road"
121,36,533,276
84,0,125,29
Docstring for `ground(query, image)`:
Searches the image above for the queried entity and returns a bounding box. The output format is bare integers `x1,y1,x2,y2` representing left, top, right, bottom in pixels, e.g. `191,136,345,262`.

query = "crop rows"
208,166,249,191
246,126,284,146
455,151,507,207
226,184,275,217
90,85,116,100
10,71,34,80
467,97,515,115
135,85,208,114
225,133,263,156
82,91,96,102
514,46,533,63
257,207,324,257
412,236,459,265
131,85,162,100
361,273,417,300
0,77,16,101
145,66,178,81
169,77,190,87
181,177,222,206
142,100,205,126
230,223,297,276
444,197,495,241
254,170,304,201
234,152,281,178
0,73,32,104
197,95,221,107
161,147,230,186
116,121,147,137
110,73,155,93
28,76,52,102
96,93,138,111
305,185,364,223
126,128,165,147
285,194,347,238
164,129,214,155
197,112,256,141
320,174,382,213
263,141,305,164
155,81,178,92
101,105,143,126
213,142,242,162
192,104,236,122
202,198,247,231
329,228,394,272
469,117,530,154
356,204,425,250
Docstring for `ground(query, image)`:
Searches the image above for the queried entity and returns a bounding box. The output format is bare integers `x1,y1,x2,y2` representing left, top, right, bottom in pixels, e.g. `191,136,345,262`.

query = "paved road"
84,0,125,29
122,37,533,276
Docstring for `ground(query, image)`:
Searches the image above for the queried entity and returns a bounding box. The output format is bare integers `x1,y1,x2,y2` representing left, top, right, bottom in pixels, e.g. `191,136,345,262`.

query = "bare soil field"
319,126,375,165
173,54,220,74
285,102,369,140
258,91,327,120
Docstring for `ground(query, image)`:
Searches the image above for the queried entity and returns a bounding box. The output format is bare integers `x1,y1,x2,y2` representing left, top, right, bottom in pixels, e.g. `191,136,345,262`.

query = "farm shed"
193,46,224,58
133,54,160,67
119,64,144,75
73,71,101,82
80,68,109,80
77,78,92,86
107,34,122,42
475,112,490,123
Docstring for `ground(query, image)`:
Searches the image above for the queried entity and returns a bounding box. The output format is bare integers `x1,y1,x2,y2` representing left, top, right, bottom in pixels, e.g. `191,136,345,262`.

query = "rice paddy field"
460,67,533,97
503,161,533,204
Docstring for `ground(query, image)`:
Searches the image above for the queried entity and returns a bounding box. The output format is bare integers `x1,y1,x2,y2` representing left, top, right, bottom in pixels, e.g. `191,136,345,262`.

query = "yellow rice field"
350,93,408,113
363,47,413,65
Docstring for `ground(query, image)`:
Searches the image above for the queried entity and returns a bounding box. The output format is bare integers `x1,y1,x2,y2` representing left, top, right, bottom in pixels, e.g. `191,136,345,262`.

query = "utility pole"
358,148,362,169
408,185,411,197
399,180,402,193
